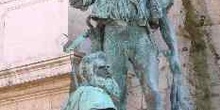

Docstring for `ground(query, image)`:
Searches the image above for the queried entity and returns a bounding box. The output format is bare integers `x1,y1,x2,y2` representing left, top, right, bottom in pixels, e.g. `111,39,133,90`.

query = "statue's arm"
159,14,177,55
159,6,188,110
69,0,95,10
159,10,185,110
159,13,182,73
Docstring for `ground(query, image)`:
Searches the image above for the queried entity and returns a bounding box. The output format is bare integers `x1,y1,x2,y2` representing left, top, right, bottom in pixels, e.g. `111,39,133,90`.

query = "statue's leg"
104,26,128,110
132,27,163,110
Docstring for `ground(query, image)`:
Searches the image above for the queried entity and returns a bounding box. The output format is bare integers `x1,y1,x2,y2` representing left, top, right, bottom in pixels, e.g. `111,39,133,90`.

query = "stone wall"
0,74,70,110
0,0,70,110
0,54,72,110
0,0,68,70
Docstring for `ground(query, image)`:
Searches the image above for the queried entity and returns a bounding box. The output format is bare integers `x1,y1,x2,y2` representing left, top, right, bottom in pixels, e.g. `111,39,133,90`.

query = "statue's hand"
164,48,185,109
166,51,181,74
167,51,184,110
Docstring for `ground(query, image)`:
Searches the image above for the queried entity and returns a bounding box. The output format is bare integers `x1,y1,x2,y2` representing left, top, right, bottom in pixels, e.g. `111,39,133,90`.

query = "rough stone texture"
0,74,70,110
0,54,72,110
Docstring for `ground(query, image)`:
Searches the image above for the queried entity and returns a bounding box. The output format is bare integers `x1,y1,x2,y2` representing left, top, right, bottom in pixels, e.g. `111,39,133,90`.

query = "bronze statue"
65,0,187,109
64,52,120,110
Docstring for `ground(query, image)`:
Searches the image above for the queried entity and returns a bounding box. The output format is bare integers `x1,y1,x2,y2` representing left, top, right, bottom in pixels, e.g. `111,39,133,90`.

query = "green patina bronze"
64,52,120,110
64,0,189,110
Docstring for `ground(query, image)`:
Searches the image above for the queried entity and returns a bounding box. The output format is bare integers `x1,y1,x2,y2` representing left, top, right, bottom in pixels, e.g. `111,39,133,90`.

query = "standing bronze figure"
65,0,187,109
